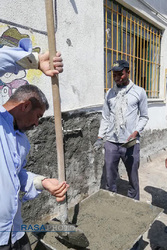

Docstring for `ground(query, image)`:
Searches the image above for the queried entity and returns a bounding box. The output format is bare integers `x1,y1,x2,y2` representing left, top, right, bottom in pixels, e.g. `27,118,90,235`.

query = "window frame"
104,0,162,99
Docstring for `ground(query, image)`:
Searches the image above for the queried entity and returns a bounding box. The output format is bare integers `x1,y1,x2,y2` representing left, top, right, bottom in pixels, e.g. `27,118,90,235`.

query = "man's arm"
127,88,149,141
98,90,111,138
93,90,110,150
135,88,149,134
19,168,69,202
33,175,69,202
0,38,63,77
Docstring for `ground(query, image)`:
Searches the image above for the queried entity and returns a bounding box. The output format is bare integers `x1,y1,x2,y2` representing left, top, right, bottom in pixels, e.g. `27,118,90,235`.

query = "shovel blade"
57,225,89,248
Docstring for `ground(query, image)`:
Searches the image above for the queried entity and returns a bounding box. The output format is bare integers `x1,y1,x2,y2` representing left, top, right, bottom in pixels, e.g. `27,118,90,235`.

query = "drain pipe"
138,0,167,24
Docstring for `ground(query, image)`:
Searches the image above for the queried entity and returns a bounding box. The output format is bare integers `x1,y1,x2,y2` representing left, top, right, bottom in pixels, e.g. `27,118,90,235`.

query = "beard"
116,84,124,88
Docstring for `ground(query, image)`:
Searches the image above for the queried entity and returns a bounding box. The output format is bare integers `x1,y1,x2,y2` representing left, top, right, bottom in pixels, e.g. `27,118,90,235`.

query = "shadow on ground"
143,186,167,249
144,186,167,214
110,182,167,249
117,178,129,197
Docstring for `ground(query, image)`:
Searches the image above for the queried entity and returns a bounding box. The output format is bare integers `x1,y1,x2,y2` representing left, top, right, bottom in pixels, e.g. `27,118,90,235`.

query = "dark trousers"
0,233,31,250
101,141,140,200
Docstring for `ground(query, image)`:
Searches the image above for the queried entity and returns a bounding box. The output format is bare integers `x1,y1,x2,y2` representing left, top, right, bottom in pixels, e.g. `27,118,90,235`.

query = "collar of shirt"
0,105,25,136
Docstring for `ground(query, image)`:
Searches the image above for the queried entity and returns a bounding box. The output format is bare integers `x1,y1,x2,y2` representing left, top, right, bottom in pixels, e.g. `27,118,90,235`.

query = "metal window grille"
104,0,162,98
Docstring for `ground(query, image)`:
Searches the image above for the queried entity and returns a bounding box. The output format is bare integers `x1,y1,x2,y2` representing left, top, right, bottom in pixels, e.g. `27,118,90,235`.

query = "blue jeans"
101,141,140,200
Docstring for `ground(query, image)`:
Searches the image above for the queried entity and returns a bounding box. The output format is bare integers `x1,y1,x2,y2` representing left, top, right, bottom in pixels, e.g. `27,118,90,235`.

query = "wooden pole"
45,0,67,223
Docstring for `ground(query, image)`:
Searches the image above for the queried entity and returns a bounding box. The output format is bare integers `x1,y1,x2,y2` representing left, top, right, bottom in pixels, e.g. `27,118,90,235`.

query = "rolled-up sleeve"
0,38,38,77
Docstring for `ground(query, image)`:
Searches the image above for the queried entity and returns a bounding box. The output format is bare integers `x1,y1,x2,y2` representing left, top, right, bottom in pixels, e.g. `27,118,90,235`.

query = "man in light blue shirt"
94,60,149,200
0,40,68,249
0,85,69,249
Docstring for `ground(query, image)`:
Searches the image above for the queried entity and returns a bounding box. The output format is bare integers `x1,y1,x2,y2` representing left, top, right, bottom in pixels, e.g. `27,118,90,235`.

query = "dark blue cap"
108,60,129,72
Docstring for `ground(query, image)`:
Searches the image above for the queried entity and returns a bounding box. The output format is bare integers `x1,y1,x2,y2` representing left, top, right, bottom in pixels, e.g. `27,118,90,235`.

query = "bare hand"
38,51,63,77
42,178,69,202
127,131,138,141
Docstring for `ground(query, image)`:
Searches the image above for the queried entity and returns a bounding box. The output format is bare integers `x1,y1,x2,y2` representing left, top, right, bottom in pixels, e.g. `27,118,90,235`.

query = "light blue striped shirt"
0,38,38,77
0,105,40,245
0,38,42,245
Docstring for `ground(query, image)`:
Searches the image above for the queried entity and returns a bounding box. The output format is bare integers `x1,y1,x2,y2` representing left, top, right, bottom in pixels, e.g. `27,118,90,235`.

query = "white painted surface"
56,0,104,112
0,0,167,131
146,103,167,130
0,0,104,116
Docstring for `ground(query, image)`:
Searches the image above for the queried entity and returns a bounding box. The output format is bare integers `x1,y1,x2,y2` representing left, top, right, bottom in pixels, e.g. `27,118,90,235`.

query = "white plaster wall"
143,0,167,17
56,0,104,111
0,0,104,115
145,104,167,130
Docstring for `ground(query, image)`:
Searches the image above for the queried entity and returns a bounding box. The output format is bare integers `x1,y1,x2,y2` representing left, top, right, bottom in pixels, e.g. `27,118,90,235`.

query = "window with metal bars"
104,0,162,98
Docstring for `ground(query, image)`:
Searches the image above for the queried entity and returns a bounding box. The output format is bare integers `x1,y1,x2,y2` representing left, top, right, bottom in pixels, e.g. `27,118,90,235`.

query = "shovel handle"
45,0,65,183
45,0,68,224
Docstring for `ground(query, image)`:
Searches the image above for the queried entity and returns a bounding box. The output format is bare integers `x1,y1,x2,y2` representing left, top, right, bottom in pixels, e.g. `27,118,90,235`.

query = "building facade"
1,0,167,225
0,0,167,131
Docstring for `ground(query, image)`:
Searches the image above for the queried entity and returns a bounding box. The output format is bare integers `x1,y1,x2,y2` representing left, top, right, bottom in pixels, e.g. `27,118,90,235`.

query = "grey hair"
9,84,49,110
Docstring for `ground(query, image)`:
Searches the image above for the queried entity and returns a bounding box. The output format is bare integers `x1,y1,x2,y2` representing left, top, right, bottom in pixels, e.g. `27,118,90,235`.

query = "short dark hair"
9,84,49,110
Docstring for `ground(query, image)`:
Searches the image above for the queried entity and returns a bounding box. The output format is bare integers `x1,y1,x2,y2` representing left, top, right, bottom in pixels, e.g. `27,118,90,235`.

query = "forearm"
135,116,149,134
98,118,109,138
98,91,111,138
0,38,38,76
136,90,149,133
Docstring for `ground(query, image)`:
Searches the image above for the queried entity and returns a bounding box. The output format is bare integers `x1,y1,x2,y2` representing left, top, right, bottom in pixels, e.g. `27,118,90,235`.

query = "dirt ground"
118,148,167,250
29,148,167,250
138,149,167,249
